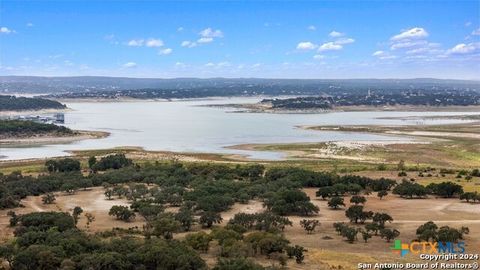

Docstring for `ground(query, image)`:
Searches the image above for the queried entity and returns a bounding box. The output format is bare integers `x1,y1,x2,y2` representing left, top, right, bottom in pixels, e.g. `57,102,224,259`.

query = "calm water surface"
1,97,477,160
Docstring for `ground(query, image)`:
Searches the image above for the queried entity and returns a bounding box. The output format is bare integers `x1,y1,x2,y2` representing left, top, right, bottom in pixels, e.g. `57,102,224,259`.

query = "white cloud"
318,42,342,52
391,27,429,41
146,39,163,47
296,41,317,50
122,62,137,68
127,39,144,47
204,61,231,68
175,62,186,68
390,40,427,50
197,37,213,44
307,25,316,31
465,22,472,27
158,48,172,55
334,38,355,45
447,43,479,54
472,28,480,36
177,27,184,32
26,23,34,27
372,50,396,59
181,41,197,48
313,54,325,60
405,48,429,55
199,28,223,38
329,31,344,37
0,27,12,34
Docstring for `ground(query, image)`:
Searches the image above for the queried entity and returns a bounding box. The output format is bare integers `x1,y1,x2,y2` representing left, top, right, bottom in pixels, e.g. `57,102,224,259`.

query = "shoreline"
0,107,72,116
0,130,109,146
201,102,480,113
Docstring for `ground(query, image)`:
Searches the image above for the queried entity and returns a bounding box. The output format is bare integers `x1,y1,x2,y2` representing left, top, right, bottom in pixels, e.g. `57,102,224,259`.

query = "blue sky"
0,0,479,79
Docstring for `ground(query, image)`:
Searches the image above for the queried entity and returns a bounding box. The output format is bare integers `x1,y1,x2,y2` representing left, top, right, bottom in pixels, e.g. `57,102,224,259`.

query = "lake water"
1,97,478,160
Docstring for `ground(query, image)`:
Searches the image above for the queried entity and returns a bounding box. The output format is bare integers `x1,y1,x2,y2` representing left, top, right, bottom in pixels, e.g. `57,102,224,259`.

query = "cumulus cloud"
158,48,172,55
296,41,317,50
197,37,213,44
146,39,163,47
307,25,316,31
177,27,184,32
199,28,223,38
26,23,34,27
181,41,197,48
318,42,342,52
122,62,137,68
334,38,355,45
391,27,429,41
329,31,344,37
390,40,427,50
127,39,144,47
372,50,396,59
0,27,13,34
447,43,479,54
313,54,325,60
472,28,480,36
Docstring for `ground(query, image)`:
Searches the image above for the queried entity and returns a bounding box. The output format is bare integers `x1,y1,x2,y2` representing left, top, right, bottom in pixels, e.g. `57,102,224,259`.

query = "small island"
0,120,108,145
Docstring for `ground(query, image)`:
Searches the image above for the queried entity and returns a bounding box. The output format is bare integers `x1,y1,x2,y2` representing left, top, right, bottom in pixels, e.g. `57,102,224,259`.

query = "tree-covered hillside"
0,120,74,138
0,95,66,111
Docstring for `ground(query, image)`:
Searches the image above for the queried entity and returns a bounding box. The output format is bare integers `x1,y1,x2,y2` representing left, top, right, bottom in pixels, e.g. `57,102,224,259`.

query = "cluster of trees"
185,227,306,266
0,120,73,138
45,158,81,173
394,180,467,199
0,95,66,111
227,212,293,232
316,177,396,200
416,221,469,243
460,192,480,203
330,194,398,244
89,154,133,171
0,212,207,270
392,181,428,198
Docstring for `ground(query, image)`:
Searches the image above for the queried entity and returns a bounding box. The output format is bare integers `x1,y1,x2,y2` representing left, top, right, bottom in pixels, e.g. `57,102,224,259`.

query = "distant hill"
0,95,66,111
0,76,479,95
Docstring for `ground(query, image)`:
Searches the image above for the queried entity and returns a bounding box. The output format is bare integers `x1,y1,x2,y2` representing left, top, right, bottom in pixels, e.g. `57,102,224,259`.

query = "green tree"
199,211,223,228
109,205,136,222
185,232,213,252
350,195,366,205
380,228,400,242
372,212,393,228
175,207,196,231
152,214,180,239
361,230,372,243
328,196,345,209
377,190,388,200
299,219,320,234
